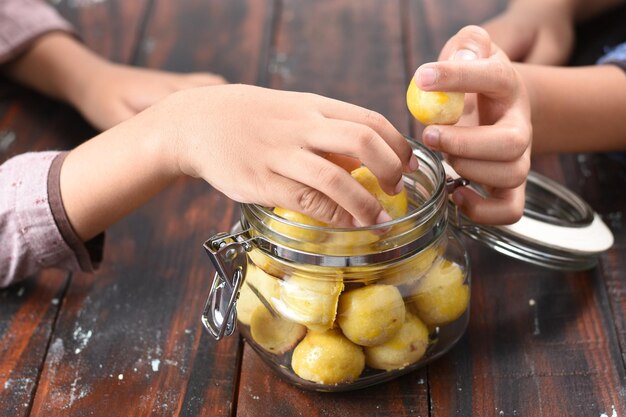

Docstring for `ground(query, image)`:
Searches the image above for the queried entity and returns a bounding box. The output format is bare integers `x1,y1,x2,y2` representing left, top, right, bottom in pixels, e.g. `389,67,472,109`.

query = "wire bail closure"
201,230,253,340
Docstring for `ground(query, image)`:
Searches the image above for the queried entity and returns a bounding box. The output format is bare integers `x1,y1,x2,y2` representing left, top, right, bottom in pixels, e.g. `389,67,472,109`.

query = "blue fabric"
597,42,626,164
597,42,626,65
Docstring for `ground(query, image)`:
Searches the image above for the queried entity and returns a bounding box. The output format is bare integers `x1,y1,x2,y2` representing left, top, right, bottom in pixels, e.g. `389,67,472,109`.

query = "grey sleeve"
0,0,75,64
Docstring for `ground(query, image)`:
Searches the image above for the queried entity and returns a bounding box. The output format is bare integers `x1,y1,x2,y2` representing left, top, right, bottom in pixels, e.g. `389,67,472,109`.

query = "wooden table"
2,1,625,416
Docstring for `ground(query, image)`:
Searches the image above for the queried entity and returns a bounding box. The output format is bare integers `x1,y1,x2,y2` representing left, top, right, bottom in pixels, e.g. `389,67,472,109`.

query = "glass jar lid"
443,161,614,270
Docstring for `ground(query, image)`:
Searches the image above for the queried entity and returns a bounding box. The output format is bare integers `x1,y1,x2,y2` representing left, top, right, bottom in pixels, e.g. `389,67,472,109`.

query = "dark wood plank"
417,0,507,58
558,152,626,368
267,0,409,130
133,0,275,84
52,0,151,63
0,271,68,417
0,84,92,161
28,1,274,415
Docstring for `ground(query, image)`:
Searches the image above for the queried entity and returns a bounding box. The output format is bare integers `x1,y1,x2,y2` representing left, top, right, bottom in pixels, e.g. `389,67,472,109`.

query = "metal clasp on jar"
445,175,470,228
201,229,254,340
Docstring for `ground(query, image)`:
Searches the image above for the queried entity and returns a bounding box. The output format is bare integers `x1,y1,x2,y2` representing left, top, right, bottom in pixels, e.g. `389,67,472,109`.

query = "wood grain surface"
1,0,625,416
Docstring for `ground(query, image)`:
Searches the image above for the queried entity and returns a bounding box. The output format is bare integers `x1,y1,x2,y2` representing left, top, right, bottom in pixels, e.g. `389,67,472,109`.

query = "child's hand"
412,26,531,225
481,0,575,65
77,62,227,131
153,84,416,228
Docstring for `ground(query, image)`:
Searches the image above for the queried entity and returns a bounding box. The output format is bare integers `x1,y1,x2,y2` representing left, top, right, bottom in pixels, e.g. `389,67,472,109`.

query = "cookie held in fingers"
406,78,464,125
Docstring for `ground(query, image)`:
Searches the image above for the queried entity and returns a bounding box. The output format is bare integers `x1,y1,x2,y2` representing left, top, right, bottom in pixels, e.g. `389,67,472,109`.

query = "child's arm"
1,84,415,285
517,62,626,153
59,84,417,241
2,32,226,131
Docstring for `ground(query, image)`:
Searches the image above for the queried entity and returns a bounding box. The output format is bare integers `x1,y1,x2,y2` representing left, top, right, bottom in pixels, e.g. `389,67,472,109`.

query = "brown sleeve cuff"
48,152,104,272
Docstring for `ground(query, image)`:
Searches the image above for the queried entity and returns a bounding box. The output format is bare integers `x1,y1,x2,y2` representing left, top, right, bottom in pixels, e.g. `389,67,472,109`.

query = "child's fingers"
326,153,361,172
305,119,407,196
415,59,518,99
445,154,530,189
312,95,415,171
92,102,135,131
181,72,229,87
452,184,525,225
268,151,390,228
524,31,566,65
251,173,351,227
422,120,530,161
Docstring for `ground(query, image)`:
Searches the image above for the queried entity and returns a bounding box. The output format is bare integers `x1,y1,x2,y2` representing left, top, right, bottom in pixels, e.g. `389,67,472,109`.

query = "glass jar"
201,139,471,391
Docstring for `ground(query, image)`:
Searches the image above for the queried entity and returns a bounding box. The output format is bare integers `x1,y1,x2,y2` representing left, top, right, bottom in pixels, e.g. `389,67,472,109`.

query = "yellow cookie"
337,284,405,346
406,78,464,125
323,228,380,256
365,312,429,371
407,259,469,327
270,207,327,243
351,166,408,219
250,305,306,355
291,329,365,385
236,263,281,325
378,247,440,287
274,273,344,332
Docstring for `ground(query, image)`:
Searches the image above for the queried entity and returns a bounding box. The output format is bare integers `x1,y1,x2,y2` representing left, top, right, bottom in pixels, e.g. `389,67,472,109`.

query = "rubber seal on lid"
443,161,614,270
